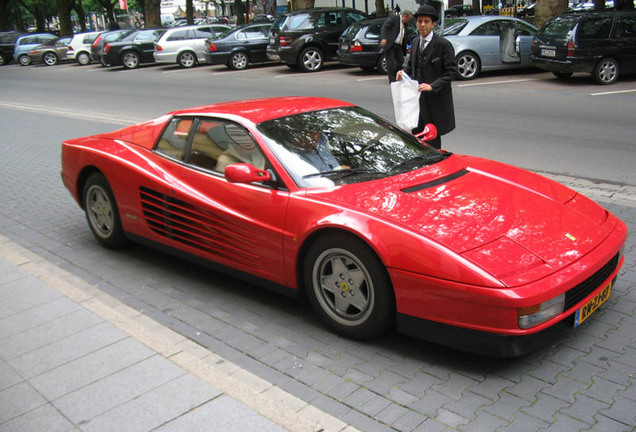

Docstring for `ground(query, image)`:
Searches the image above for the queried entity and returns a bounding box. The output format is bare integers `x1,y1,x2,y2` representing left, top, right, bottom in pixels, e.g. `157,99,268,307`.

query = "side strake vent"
401,169,470,194
139,186,260,267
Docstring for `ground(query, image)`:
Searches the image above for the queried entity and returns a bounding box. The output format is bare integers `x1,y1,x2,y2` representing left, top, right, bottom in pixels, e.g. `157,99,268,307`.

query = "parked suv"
267,7,368,72
154,24,229,68
531,10,636,85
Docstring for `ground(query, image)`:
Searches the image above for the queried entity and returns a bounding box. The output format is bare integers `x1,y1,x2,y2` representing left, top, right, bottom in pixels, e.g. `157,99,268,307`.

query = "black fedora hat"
413,4,439,22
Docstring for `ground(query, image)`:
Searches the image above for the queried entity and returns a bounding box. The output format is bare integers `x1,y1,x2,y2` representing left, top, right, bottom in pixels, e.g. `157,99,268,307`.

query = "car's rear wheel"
77,52,91,65
43,52,58,66
83,172,127,248
552,71,572,79
18,54,30,66
299,47,324,72
593,57,619,85
0,53,6,66
121,51,140,69
376,54,388,75
229,51,248,70
178,51,196,68
303,233,394,339
456,51,480,80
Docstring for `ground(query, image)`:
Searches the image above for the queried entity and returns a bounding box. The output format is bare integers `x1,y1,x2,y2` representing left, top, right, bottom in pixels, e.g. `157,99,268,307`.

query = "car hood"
307,155,613,280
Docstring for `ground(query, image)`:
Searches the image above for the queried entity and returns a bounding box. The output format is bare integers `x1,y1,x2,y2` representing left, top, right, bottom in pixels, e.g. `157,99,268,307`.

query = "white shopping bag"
390,74,420,131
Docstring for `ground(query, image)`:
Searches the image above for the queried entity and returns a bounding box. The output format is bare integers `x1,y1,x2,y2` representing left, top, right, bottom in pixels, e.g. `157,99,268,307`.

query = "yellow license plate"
574,281,612,327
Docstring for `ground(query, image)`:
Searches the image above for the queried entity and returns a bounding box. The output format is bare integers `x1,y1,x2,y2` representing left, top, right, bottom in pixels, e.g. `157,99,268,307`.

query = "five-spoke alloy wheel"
83,172,127,248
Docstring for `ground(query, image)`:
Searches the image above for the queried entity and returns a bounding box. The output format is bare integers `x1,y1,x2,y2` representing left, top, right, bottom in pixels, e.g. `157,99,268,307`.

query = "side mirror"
414,123,438,143
225,163,272,183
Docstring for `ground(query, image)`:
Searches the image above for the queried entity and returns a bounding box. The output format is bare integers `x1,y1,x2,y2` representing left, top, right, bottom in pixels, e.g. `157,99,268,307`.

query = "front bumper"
392,217,627,357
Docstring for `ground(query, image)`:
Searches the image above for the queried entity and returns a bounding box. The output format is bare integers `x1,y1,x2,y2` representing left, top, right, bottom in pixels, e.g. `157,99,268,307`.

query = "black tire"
178,51,196,68
43,52,58,66
303,233,394,339
376,54,388,75
592,57,619,85
456,51,480,80
83,172,127,248
18,54,30,66
228,51,249,70
552,71,572,79
0,53,6,66
121,51,140,69
77,52,91,65
298,47,324,72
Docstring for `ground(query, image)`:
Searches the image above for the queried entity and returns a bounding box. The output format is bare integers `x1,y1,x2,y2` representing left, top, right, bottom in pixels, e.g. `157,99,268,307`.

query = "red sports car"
61,97,627,356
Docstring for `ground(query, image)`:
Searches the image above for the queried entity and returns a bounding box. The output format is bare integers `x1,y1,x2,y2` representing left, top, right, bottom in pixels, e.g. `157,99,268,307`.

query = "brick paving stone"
586,414,635,432
456,410,508,432
407,389,455,418
442,391,491,421
496,411,549,432
521,393,570,423
482,391,532,422
364,369,410,396
537,412,591,432
431,372,480,400
560,393,610,426
391,409,428,431
541,375,589,404
434,408,469,428
468,374,515,401
374,403,410,425
526,360,571,385
599,395,636,426
561,360,606,385
581,376,627,403
411,418,449,432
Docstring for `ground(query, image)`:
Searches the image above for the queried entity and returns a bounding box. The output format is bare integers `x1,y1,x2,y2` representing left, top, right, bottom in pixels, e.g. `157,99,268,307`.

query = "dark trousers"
384,44,404,83
413,93,442,149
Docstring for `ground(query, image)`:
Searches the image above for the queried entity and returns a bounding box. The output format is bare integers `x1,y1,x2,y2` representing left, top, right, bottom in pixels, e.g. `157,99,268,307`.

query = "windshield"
257,106,445,188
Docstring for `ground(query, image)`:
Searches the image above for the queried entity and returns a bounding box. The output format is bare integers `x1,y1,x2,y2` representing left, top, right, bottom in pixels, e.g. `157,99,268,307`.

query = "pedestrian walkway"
0,236,357,432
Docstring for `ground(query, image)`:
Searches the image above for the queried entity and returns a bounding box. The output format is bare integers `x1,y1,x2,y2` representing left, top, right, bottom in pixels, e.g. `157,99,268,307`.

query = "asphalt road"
1,60,635,432
0,60,635,186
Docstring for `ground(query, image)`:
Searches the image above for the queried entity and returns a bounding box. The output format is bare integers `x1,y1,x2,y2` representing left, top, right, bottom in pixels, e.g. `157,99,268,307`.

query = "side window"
155,118,194,161
365,24,382,40
471,21,501,36
326,12,342,27
616,17,636,38
516,21,537,36
167,30,188,41
194,27,212,38
578,18,613,41
236,30,247,41
213,122,267,174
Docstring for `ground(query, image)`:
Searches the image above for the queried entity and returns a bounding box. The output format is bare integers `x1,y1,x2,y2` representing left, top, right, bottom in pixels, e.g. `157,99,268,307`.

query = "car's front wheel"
299,47,324,72
43,52,58,66
303,233,394,339
178,51,196,68
593,57,619,85
121,51,140,69
83,172,127,248
229,51,249,70
456,51,480,80
18,54,30,66
77,52,91,65
376,54,388,75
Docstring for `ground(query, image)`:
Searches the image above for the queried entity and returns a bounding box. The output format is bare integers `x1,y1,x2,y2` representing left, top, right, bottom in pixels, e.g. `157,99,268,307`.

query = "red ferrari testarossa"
61,97,627,356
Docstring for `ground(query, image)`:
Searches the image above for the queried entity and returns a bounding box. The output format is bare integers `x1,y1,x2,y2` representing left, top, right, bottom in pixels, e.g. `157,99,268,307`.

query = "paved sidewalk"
0,236,356,432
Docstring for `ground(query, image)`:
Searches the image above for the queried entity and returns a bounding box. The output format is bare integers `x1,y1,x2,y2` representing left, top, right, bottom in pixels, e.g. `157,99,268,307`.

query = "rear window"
442,19,468,36
341,23,363,39
538,15,579,41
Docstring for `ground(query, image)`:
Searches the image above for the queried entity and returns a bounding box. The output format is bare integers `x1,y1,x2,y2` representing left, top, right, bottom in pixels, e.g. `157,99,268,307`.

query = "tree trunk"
534,0,568,29
0,0,8,30
57,0,74,36
375,0,386,17
145,0,161,27
234,0,245,24
186,0,194,24
73,0,87,32
290,0,314,10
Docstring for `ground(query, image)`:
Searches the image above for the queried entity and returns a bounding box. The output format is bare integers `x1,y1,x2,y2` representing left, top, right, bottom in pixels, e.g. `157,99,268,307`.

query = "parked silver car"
441,15,538,80
154,24,230,68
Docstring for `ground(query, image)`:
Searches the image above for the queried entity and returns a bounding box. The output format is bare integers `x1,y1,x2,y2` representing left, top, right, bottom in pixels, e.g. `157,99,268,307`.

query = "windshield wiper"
303,168,384,179
390,152,453,173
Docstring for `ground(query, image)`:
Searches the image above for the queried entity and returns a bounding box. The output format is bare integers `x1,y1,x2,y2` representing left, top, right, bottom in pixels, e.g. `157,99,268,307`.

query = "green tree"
17,0,56,31
145,0,160,27
57,0,74,35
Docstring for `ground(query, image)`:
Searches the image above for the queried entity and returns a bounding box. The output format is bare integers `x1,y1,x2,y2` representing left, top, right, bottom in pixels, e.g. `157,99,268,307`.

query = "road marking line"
457,78,540,87
357,76,386,82
590,89,636,96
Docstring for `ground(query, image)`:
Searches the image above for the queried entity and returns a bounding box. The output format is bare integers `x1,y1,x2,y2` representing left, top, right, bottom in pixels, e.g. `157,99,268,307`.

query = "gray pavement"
0,235,353,432
0,105,634,432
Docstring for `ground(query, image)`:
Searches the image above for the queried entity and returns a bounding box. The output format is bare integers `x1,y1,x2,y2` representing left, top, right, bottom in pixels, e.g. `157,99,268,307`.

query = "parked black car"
91,30,132,63
0,31,25,65
205,23,272,70
100,29,165,69
266,7,368,72
337,17,416,74
531,10,636,85
445,4,474,18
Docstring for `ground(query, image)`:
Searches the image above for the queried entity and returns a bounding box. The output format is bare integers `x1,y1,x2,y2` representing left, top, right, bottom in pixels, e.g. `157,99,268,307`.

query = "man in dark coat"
396,4,457,149
379,10,412,83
